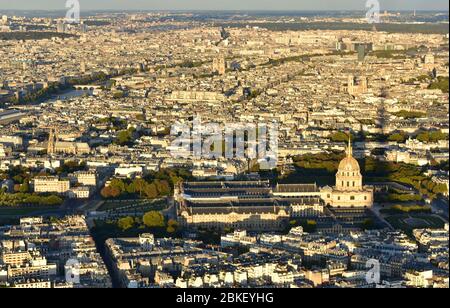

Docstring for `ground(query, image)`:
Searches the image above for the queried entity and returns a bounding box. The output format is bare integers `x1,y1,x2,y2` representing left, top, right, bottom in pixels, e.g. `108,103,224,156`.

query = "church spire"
347,134,352,158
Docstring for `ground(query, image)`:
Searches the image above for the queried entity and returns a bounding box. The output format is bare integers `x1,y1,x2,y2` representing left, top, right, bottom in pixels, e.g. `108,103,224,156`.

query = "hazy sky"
0,0,448,11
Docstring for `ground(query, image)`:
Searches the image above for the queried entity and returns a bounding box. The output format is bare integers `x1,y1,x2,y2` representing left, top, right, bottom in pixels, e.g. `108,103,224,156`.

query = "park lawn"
98,199,166,212
385,213,446,234
0,206,55,216
110,204,167,216
142,202,166,211
98,199,142,211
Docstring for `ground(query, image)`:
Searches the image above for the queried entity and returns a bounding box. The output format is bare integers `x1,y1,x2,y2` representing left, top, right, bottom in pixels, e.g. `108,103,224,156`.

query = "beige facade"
291,203,324,217
74,171,97,186
7,264,57,280
68,186,91,199
2,251,31,266
12,280,52,288
166,91,225,103
54,142,91,155
33,176,70,194
47,127,90,155
344,75,368,96
179,207,290,231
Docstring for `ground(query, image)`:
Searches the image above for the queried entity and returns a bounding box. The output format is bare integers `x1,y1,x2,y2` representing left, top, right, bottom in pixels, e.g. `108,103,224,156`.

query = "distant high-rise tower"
212,56,226,75
80,21,88,33
56,21,66,33
357,45,366,63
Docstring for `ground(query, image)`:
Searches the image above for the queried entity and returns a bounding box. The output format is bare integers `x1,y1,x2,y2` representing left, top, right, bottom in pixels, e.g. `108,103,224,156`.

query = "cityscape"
0,0,449,293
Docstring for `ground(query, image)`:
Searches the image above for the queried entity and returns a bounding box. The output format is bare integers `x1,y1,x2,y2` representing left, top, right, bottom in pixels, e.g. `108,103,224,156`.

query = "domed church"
321,139,374,208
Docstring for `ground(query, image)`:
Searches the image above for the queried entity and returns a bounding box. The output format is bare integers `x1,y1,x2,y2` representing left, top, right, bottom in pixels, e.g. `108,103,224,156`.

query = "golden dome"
338,156,360,172
338,137,360,172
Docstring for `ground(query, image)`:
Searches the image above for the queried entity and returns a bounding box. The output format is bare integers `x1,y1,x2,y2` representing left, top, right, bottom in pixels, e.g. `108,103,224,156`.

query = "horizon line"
1,9,449,13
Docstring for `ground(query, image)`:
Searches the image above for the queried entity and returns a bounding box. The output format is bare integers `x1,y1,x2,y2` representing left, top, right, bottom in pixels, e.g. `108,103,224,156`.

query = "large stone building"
179,204,290,231
321,140,374,208
176,141,373,230
176,181,321,231
166,91,225,103
73,171,98,187
33,176,70,194
47,127,90,155
212,56,226,75
343,75,368,96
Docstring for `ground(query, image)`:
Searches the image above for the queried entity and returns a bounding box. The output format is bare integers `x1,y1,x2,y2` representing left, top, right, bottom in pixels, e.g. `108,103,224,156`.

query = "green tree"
144,183,158,199
155,180,171,196
329,132,353,143
393,110,426,119
416,131,448,143
100,186,111,198
126,182,137,194
166,219,179,233
428,76,449,93
100,186,121,198
116,130,133,146
12,175,24,184
112,91,125,99
56,161,87,174
43,195,64,206
388,132,407,143
168,219,178,228
362,219,374,230
143,211,165,228
118,217,135,231
133,178,147,197
297,219,318,233
110,179,127,194
19,180,30,193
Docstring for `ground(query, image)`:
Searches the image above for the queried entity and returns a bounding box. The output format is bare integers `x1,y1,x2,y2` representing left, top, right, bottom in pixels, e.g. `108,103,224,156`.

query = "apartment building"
33,176,70,194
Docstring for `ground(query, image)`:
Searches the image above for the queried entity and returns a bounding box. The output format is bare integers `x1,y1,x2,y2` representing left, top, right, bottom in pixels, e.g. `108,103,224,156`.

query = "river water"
46,89,94,103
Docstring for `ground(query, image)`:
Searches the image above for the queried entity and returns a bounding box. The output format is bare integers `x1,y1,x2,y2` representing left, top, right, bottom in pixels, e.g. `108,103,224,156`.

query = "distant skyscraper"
80,22,88,33
336,40,345,51
357,45,366,63
56,21,66,33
